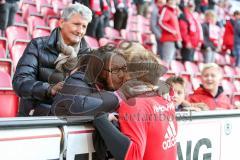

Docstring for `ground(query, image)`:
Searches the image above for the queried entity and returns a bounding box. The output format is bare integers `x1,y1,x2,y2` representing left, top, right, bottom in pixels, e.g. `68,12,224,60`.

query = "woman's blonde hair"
119,41,167,85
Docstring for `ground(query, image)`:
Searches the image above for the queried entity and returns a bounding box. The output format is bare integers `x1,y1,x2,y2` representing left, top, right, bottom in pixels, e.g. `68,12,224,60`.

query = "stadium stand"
84,36,99,49
0,0,239,117
0,37,8,58
10,39,29,70
0,89,19,117
32,26,51,38
0,59,13,77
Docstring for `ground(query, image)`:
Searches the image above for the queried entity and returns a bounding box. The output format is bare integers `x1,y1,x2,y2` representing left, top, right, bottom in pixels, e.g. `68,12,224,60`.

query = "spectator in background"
86,0,109,39
159,0,182,64
113,0,129,30
222,12,235,56
200,0,208,13
150,0,166,57
214,0,226,27
12,3,92,116
233,10,240,67
93,42,177,160
201,10,220,63
166,76,208,111
0,0,19,36
179,0,203,62
133,0,152,17
188,63,234,110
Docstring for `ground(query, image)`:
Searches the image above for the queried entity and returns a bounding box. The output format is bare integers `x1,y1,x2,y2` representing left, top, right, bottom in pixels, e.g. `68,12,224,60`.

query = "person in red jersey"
93,42,177,160
188,63,234,110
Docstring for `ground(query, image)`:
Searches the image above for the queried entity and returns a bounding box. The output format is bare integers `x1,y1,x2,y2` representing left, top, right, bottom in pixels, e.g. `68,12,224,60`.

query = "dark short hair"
166,76,185,87
234,10,240,16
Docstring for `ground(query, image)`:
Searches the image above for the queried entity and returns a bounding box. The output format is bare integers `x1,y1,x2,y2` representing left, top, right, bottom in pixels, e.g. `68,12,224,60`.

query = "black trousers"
114,8,128,30
0,2,18,30
181,47,195,62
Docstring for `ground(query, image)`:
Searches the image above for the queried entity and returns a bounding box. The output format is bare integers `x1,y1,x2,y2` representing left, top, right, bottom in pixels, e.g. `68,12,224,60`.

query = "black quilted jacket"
12,27,91,116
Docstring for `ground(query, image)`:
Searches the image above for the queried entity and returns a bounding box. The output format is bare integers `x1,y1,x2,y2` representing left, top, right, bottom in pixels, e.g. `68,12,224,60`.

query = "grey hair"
61,3,92,23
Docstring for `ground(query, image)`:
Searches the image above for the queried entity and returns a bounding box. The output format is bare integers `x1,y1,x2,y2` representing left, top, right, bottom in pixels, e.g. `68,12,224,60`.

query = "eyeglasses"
104,65,128,74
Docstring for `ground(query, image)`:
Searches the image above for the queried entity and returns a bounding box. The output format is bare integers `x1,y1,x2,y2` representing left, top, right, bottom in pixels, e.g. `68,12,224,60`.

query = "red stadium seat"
184,61,200,75
221,79,236,96
41,5,57,20
52,0,64,14
160,72,176,81
104,27,122,40
84,36,99,49
215,53,226,65
194,51,204,62
27,15,46,35
48,17,59,31
10,40,29,70
0,90,19,117
32,26,51,38
225,54,236,66
120,30,142,43
233,80,240,92
0,71,12,88
0,59,13,77
21,2,38,23
223,65,236,77
0,37,8,58
36,0,49,12
235,67,240,75
14,12,24,24
6,24,30,49
170,60,186,73
98,38,115,46
191,77,201,90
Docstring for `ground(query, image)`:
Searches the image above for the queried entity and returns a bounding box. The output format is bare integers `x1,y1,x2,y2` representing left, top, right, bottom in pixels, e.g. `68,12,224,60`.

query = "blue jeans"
234,45,240,66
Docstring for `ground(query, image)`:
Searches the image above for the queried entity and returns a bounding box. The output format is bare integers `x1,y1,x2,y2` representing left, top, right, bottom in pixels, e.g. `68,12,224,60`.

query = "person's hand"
51,81,64,96
183,106,202,111
186,43,192,49
191,103,209,111
235,101,240,109
108,113,118,122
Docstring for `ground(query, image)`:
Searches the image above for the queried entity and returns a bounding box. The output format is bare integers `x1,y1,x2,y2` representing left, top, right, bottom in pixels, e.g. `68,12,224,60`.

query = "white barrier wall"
0,110,240,160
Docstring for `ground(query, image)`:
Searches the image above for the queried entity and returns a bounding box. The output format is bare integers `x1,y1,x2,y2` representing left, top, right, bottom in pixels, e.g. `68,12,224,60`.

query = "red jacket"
118,95,177,160
179,8,203,48
222,19,234,53
159,5,182,42
188,86,234,110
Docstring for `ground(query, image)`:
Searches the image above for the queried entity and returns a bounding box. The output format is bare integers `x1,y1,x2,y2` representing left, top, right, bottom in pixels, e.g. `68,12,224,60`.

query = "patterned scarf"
55,32,80,73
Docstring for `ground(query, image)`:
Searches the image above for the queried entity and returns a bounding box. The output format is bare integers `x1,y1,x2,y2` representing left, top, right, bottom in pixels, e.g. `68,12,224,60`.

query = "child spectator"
201,10,221,63
188,63,235,110
166,76,208,111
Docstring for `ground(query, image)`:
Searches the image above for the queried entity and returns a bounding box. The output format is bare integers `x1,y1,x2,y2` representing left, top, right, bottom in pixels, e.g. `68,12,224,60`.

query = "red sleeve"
119,103,148,160
187,94,199,103
159,7,177,34
179,19,191,45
